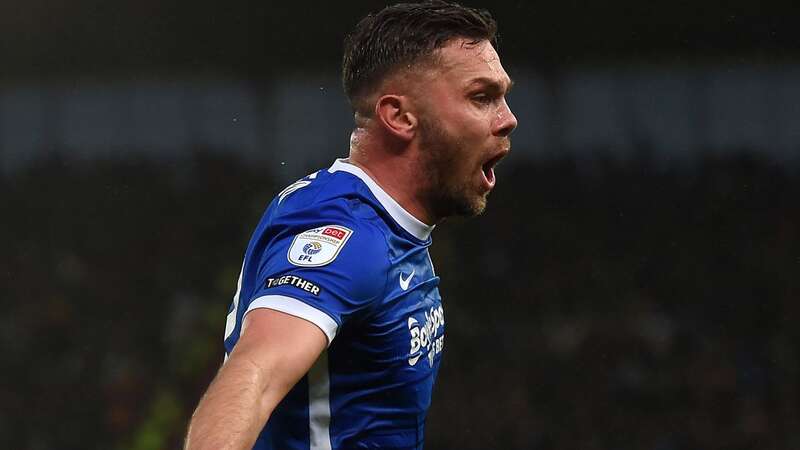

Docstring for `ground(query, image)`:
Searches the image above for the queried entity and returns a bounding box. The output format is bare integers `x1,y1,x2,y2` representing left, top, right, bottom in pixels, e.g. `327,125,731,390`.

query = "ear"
375,94,417,141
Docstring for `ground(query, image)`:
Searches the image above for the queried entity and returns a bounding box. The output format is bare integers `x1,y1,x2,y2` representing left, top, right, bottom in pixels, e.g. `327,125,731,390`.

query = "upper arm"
185,309,327,450
228,308,328,412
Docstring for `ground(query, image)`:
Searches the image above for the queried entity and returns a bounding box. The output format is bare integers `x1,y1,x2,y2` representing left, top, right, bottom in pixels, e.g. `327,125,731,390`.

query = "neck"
347,129,437,226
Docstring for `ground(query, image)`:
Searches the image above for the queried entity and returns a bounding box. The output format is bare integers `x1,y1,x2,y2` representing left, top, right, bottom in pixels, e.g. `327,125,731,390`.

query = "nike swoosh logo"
399,269,415,291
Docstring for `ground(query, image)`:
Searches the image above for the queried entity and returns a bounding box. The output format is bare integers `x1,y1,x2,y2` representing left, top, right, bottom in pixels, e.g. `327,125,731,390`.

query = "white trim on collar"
328,159,434,240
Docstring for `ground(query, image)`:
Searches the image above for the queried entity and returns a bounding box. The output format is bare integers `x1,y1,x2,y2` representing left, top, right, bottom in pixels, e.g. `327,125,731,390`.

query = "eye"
471,93,493,106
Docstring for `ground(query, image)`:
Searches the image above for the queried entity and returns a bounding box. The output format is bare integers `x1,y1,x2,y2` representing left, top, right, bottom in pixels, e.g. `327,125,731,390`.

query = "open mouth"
481,152,505,187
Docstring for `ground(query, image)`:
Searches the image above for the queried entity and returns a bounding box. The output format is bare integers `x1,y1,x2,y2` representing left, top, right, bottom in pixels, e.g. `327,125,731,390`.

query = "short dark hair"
342,1,497,115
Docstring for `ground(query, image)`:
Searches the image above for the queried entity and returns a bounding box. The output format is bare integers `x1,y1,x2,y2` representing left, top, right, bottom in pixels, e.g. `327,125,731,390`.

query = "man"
185,1,516,449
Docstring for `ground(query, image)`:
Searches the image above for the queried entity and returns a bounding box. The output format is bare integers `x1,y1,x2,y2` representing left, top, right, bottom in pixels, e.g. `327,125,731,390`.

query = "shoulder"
241,186,392,340
282,199,390,274
264,169,389,256
251,174,392,296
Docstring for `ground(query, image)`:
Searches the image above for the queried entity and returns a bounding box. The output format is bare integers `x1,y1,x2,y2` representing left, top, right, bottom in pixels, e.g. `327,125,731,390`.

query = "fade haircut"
342,0,497,117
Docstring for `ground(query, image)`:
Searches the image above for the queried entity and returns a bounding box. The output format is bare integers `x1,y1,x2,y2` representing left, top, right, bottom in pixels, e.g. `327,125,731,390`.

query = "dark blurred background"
2,1,799,449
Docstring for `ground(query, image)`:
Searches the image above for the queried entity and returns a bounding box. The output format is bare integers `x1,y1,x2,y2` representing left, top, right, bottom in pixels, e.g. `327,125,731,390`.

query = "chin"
450,190,489,218
466,195,488,216
425,156,491,218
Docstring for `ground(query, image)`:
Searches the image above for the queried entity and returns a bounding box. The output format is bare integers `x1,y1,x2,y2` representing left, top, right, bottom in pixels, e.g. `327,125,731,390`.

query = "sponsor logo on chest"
408,305,445,367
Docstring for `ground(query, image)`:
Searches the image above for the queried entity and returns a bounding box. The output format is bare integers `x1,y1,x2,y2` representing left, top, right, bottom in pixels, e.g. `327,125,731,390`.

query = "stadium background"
3,1,799,448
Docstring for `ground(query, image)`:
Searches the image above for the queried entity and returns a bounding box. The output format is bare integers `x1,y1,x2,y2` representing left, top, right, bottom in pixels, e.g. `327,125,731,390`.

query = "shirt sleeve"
243,200,390,345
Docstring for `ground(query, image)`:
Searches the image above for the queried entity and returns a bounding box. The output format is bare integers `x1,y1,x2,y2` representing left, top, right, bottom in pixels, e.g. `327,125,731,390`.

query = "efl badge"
287,225,354,267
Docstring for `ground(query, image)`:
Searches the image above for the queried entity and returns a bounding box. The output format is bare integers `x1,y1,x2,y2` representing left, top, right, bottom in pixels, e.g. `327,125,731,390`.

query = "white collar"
328,159,434,240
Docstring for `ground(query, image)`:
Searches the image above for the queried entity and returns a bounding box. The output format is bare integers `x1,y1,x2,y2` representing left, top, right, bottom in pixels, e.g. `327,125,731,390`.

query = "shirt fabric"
223,159,445,450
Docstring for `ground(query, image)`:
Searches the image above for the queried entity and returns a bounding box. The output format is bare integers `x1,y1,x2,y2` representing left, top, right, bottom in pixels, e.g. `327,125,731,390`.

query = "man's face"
414,38,517,218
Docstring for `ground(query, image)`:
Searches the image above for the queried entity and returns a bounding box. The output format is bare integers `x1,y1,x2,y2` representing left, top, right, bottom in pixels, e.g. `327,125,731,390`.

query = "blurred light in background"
3,65,798,179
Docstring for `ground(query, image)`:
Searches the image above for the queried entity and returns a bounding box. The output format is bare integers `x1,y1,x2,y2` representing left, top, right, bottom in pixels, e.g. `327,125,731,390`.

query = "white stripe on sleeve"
245,295,338,345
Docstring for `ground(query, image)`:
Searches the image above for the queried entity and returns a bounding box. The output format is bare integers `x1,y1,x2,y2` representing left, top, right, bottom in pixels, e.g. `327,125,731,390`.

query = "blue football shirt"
223,159,444,449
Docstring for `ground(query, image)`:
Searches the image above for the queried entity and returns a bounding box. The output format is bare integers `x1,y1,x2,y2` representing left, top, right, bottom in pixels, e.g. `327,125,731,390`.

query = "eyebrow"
467,77,514,95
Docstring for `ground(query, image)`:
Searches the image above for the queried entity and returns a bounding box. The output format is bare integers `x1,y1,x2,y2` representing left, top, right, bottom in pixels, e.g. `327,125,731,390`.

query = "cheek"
445,111,486,143
445,128,485,174
435,96,484,129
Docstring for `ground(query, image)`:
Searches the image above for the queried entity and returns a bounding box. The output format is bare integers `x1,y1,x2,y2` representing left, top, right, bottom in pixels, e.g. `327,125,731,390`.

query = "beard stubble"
417,116,488,220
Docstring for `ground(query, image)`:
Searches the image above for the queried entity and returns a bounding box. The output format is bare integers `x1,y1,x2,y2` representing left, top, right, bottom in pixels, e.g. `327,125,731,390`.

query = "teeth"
481,164,494,184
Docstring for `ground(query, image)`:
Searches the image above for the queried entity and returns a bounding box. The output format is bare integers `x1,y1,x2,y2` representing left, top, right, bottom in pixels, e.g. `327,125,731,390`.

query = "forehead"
432,39,511,87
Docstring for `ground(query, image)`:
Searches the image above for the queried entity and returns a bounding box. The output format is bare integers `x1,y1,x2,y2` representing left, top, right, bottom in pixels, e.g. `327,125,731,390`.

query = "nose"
493,99,518,137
